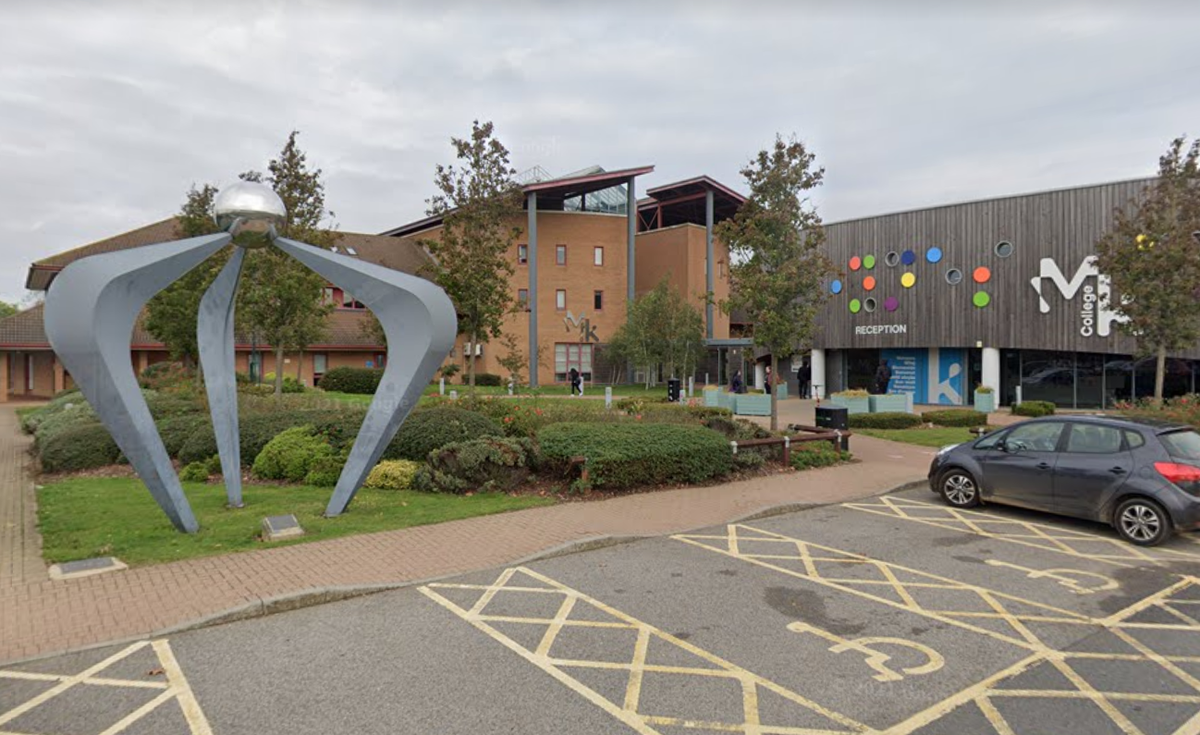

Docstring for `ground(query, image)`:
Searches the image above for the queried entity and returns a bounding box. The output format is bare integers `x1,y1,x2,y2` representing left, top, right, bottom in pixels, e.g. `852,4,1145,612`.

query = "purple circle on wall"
884,296,899,312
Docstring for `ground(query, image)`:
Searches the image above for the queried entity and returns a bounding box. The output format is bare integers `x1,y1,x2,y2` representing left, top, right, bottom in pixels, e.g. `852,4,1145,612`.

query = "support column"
705,188,714,341
811,348,826,399
527,191,539,388
626,177,636,304
982,346,1001,394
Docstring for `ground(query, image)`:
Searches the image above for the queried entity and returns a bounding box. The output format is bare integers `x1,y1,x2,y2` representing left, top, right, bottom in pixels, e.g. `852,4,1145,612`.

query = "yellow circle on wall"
901,272,916,288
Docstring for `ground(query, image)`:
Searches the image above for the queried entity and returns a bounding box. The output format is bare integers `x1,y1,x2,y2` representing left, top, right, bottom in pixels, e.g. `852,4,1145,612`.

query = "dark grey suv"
927,416,1200,546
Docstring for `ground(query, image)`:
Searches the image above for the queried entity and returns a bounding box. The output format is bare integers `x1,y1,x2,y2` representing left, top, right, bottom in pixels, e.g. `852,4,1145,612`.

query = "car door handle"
1037,462,1052,470
1109,467,1127,475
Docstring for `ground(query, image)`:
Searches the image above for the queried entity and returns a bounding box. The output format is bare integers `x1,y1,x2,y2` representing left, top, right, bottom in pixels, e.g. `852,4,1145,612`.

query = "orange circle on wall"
863,276,876,291
849,256,861,271
973,266,991,283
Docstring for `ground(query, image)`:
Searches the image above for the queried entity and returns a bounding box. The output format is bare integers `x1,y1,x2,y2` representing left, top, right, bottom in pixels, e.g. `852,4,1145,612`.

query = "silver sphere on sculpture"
213,181,286,248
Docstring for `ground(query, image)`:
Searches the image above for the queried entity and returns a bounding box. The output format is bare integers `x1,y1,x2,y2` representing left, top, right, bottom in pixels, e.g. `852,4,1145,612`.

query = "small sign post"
605,386,612,409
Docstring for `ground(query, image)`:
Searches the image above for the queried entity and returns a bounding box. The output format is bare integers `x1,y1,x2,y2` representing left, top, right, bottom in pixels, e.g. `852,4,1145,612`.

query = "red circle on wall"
849,256,862,271
973,266,991,283
863,276,876,291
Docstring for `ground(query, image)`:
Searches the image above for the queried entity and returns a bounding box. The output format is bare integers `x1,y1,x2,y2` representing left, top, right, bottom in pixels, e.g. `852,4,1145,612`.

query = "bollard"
439,377,445,396
450,390,458,401
782,435,791,465
508,380,514,396
605,386,612,409
688,376,694,398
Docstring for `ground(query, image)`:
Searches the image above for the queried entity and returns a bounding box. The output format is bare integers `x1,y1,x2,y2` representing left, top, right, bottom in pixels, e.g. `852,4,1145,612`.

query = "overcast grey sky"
1,1,1196,303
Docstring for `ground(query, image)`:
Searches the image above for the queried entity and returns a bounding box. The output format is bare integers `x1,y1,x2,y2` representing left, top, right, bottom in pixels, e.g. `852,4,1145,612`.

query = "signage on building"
854,324,908,336
564,311,599,343
1030,256,1127,338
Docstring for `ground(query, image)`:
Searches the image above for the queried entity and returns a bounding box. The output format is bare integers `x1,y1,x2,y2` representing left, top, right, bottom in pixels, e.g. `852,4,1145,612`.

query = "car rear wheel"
939,469,980,508
1113,497,1172,547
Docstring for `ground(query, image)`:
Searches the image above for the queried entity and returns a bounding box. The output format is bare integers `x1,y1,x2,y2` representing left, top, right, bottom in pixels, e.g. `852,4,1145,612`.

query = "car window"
1004,422,1065,453
975,430,1004,450
1161,430,1200,461
1123,430,1146,450
1065,424,1123,454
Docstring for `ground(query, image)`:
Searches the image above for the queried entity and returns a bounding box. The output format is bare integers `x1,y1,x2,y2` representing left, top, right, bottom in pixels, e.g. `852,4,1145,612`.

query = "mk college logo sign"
1030,256,1126,338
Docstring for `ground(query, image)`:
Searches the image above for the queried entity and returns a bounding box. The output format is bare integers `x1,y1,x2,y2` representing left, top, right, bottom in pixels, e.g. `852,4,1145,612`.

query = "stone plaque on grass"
262,514,305,542
49,556,128,581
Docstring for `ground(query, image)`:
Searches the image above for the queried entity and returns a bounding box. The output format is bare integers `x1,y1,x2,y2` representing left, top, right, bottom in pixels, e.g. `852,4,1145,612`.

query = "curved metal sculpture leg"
44,233,232,533
273,237,456,516
197,248,246,508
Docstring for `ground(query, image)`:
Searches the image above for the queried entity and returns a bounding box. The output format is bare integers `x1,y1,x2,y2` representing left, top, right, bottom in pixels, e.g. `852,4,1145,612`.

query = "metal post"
528,191,539,388
627,177,636,305
705,188,714,341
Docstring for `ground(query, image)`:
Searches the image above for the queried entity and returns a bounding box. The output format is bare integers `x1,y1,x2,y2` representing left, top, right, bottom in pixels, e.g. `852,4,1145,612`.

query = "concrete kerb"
1,477,929,668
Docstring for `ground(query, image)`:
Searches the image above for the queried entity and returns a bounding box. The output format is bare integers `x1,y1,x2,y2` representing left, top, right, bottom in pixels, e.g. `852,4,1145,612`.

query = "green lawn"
37,478,554,567
855,426,979,448
321,383,686,404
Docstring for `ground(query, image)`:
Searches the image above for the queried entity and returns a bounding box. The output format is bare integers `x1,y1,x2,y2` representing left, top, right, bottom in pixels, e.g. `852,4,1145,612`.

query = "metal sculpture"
44,181,456,532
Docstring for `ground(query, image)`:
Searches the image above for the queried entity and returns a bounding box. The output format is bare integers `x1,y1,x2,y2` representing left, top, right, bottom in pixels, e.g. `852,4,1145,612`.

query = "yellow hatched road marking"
421,566,876,735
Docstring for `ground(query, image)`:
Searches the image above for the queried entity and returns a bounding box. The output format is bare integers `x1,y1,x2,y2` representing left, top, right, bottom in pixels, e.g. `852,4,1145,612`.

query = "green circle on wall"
863,255,876,269
973,291,991,308
849,298,862,313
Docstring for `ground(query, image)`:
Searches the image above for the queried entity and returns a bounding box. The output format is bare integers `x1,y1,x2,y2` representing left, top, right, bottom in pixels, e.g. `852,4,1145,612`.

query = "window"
518,244,528,265
322,287,336,304
313,353,328,376
518,289,529,308
555,343,593,382
342,291,364,309
975,430,1005,450
594,246,604,266
719,260,725,279
1004,422,1065,453
556,289,566,310
593,290,603,311
1065,424,1123,454
1124,430,1146,450
25,354,33,392
556,245,566,265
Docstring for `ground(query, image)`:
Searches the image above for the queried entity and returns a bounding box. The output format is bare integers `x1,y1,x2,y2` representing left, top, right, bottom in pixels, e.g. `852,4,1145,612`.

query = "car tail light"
1155,462,1200,494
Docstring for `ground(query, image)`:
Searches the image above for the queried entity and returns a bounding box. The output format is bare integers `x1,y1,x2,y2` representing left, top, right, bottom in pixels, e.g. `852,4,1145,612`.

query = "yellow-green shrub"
364,460,422,490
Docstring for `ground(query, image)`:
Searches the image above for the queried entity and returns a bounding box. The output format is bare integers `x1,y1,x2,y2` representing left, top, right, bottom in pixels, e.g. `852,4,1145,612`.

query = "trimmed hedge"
790,442,852,470
414,437,531,494
318,367,383,394
39,423,121,473
849,412,923,429
252,426,334,482
364,460,422,490
470,372,503,387
178,407,367,465
304,452,348,487
921,409,989,427
387,407,503,461
1013,400,1056,418
538,422,733,490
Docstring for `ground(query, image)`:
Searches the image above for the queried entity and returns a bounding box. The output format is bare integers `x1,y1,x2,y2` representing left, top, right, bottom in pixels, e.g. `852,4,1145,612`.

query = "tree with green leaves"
144,184,224,365
716,134,833,430
0,301,19,320
422,120,524,391
1094,136,1200,403
608,278,705,388
495,331,526,388
237,131,335,395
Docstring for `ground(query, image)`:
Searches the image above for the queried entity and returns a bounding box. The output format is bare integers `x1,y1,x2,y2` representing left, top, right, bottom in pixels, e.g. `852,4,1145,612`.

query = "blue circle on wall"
830,279,843,295
927,247,942,263
901,250,916,265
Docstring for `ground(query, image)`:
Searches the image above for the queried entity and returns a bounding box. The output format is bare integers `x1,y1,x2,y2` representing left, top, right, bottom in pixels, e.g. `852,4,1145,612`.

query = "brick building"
0,166,747,399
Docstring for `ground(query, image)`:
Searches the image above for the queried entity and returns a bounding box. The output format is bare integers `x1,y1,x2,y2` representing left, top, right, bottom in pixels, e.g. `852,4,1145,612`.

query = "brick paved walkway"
0,403,933,665
0,404,47,587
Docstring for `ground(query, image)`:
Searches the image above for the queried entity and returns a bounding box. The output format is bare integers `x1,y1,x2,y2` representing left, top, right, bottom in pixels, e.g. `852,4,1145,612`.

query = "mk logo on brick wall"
1030,256,1127,338
563,311,599,343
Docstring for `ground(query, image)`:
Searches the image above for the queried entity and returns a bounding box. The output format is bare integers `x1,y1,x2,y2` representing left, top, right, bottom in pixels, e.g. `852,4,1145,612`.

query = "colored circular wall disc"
927,247,943,263
863,276,876,291
830,279,843,294
901,272,916,288
901,250,916,265
849,299,861,313
973,266,991,283
884,297,899,312
863,255,876,269
973,291,991,308
849,256,862,271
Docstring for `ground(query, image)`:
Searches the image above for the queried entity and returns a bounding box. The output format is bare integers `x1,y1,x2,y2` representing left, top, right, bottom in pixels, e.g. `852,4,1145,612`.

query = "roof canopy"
638,175,746,231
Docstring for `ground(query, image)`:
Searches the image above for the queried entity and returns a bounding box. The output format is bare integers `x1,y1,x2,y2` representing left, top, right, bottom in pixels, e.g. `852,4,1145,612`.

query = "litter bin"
815,405,850,451
667,378,682,403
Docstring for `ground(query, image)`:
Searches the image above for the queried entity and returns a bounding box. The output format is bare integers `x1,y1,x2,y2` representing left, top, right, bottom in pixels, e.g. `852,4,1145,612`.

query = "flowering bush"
1118,394,1200,429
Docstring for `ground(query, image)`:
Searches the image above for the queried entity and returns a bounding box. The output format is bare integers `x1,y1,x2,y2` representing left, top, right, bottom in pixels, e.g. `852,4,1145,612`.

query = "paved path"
0,404,46,587
0,402,933,666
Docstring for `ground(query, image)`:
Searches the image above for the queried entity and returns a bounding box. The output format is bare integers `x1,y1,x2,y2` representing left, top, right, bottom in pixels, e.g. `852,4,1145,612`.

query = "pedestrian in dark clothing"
873,360,892,395
799,364,812,398
569,367,581,396
731,370,744,394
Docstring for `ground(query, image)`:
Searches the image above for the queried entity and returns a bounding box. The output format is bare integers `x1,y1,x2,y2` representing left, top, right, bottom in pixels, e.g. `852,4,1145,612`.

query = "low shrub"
849,412,923,429
790,441,852,470
177,407,367,465
318,367,383,394
467,372,503,387
921,409,989,427
1118,394,1200,429
703,416,772,441
262,373,306,393
144,392,205,419
364,459,422,490
832,389,870,398
39,423,121,473
139,361,194,391
252,426,335,482
538,422,733,490
21,389,86,434
387,407,503,461
733,451,767,471
33,403,99,448
1013,400,1056,418
413,436,531,494
180,459,213,483
304,452,347,487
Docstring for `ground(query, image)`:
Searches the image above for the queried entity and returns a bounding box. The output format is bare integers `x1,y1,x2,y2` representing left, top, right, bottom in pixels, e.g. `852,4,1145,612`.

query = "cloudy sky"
1,0,1196,304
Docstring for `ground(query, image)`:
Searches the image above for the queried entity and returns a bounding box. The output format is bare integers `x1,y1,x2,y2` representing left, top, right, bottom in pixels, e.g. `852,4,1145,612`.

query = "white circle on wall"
995,240,1014,258
864,297,877,313
884,251,900,267
946,268,963,285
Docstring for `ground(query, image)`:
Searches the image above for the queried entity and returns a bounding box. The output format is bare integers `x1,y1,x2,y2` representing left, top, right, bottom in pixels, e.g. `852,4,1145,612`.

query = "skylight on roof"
346,247,357,256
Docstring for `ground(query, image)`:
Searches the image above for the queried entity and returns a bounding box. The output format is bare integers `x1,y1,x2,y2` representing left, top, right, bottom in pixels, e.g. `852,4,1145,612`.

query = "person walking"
731,370,744,394
569,367,581,397
872,359,892,395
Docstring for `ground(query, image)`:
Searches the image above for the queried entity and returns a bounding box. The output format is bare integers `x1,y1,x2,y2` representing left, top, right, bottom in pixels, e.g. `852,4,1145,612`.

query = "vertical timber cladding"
815,178,1199,358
